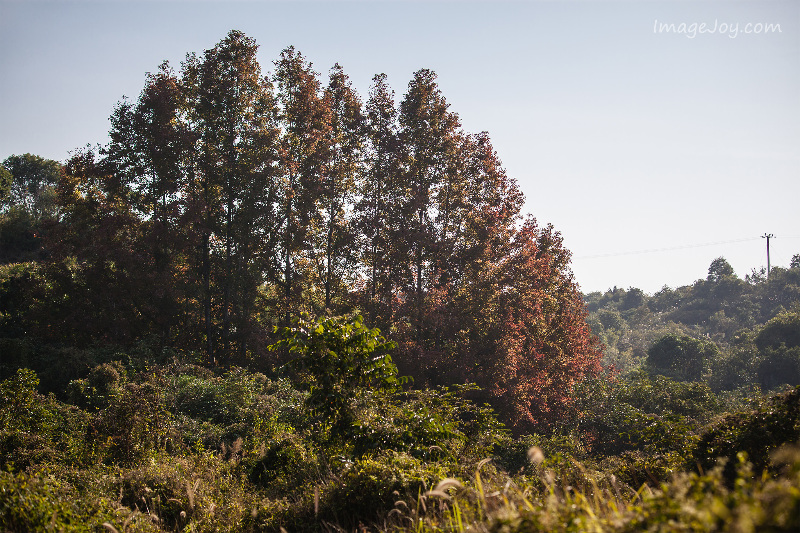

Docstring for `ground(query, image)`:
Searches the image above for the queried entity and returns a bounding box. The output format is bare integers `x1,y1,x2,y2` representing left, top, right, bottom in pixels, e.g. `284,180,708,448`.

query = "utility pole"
762,233,775,280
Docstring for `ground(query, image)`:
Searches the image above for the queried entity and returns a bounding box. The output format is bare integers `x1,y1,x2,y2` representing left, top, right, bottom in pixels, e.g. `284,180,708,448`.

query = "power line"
576,237,762,260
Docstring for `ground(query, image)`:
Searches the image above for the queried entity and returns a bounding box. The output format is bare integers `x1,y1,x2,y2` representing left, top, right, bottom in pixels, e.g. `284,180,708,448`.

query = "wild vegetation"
1,31,799,531
585,255,800,392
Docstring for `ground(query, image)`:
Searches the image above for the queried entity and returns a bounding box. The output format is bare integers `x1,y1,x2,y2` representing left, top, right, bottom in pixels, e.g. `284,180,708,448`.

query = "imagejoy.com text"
653,19,782,39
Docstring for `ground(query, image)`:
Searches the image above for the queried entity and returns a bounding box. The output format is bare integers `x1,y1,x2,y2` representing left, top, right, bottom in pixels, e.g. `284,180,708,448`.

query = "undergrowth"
1,318,799,531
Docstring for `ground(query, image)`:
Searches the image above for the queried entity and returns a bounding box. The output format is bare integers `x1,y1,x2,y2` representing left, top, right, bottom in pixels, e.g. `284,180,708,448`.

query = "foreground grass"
381,448,800,533
2,445,799,532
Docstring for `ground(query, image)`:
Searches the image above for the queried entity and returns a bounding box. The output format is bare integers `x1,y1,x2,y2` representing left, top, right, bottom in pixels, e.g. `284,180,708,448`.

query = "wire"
576,237,762,260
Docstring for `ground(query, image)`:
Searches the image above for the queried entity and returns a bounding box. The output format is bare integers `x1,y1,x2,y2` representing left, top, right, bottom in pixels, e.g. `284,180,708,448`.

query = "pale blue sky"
1,0,798,294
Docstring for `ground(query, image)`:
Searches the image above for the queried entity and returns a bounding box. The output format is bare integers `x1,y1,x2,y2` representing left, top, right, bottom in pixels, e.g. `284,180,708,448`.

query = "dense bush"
0,368,89,469
692,385,800,484
2,359,800,531
646,333,719,382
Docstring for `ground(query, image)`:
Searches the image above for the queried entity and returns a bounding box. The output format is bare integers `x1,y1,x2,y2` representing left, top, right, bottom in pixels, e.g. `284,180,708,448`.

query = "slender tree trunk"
371,242,377,323
416,203,424,342
326,210,333,310
203,229,212,361
284,173,293,325
223,194,232,361
325,165,336,310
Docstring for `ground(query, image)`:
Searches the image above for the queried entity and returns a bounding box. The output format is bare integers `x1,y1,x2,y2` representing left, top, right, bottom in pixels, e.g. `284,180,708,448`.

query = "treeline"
585,255,800,392
0,30,601,432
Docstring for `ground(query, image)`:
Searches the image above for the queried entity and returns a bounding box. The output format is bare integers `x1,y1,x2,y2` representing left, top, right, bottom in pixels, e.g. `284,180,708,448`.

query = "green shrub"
273,314,405,443
249,431,319,492
494,432,588,477
0,466,162,532
692,385,800,483
92,374,171,465
572,373,705,458
646,333,719,382
0,368,89,468
321,451,449,528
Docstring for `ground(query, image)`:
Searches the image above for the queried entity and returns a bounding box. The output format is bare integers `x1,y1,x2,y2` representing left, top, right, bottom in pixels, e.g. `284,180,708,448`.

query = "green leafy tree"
272,314,404,440
1,154,61,220
707,257,736,282
41,148,158,346
647,333,719,382
753,311,800,390
0,166,11,204
755,311,800,352
0,154,62,263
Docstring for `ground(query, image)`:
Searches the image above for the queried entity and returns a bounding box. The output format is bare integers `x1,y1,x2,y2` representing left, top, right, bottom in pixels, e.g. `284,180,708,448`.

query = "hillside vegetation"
586,255,800,393
1,31,800,532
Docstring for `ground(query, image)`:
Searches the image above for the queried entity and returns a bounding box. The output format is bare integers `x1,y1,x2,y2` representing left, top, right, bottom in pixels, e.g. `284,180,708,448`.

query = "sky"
1,0,798,295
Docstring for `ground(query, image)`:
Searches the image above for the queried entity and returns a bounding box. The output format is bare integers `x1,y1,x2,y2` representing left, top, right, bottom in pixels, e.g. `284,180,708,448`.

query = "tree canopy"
0,30,601,433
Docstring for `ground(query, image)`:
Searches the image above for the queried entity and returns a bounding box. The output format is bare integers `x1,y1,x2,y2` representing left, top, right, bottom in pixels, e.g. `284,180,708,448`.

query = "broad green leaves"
271,314,405,438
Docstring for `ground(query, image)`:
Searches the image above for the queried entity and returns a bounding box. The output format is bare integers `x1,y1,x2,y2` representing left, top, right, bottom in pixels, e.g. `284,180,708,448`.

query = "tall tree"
490,219,603,431
105,61,192,344
273,47,328,323
41,148,153,345
397,69,461,340
1,154,62,220
356,73,402,326
312,64,364,312
185,30,280,362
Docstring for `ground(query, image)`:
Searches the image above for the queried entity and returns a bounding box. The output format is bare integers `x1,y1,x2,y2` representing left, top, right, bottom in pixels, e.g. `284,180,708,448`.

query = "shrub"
320,451,449,528
0,368,89,468
272,314,406,443
646,333,719,381
692,385,800,483
249,431,319,492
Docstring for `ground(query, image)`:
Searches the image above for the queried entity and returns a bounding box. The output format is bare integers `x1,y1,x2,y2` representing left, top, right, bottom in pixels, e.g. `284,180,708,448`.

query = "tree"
273,46,329,324
1,154,62,220
0,155,63,263
272,314,403,440
708,257,736,282
38,147,156,345
647,333,719,382
755,311,800,352
190,30,280,361
105,61,194,346
356,73,402,327
0,167,11,204
397,69,461,340
312,64,364,312
488,219,603,431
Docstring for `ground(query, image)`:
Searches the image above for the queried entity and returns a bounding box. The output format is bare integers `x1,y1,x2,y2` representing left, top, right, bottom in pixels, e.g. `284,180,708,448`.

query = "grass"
379,446,800,533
